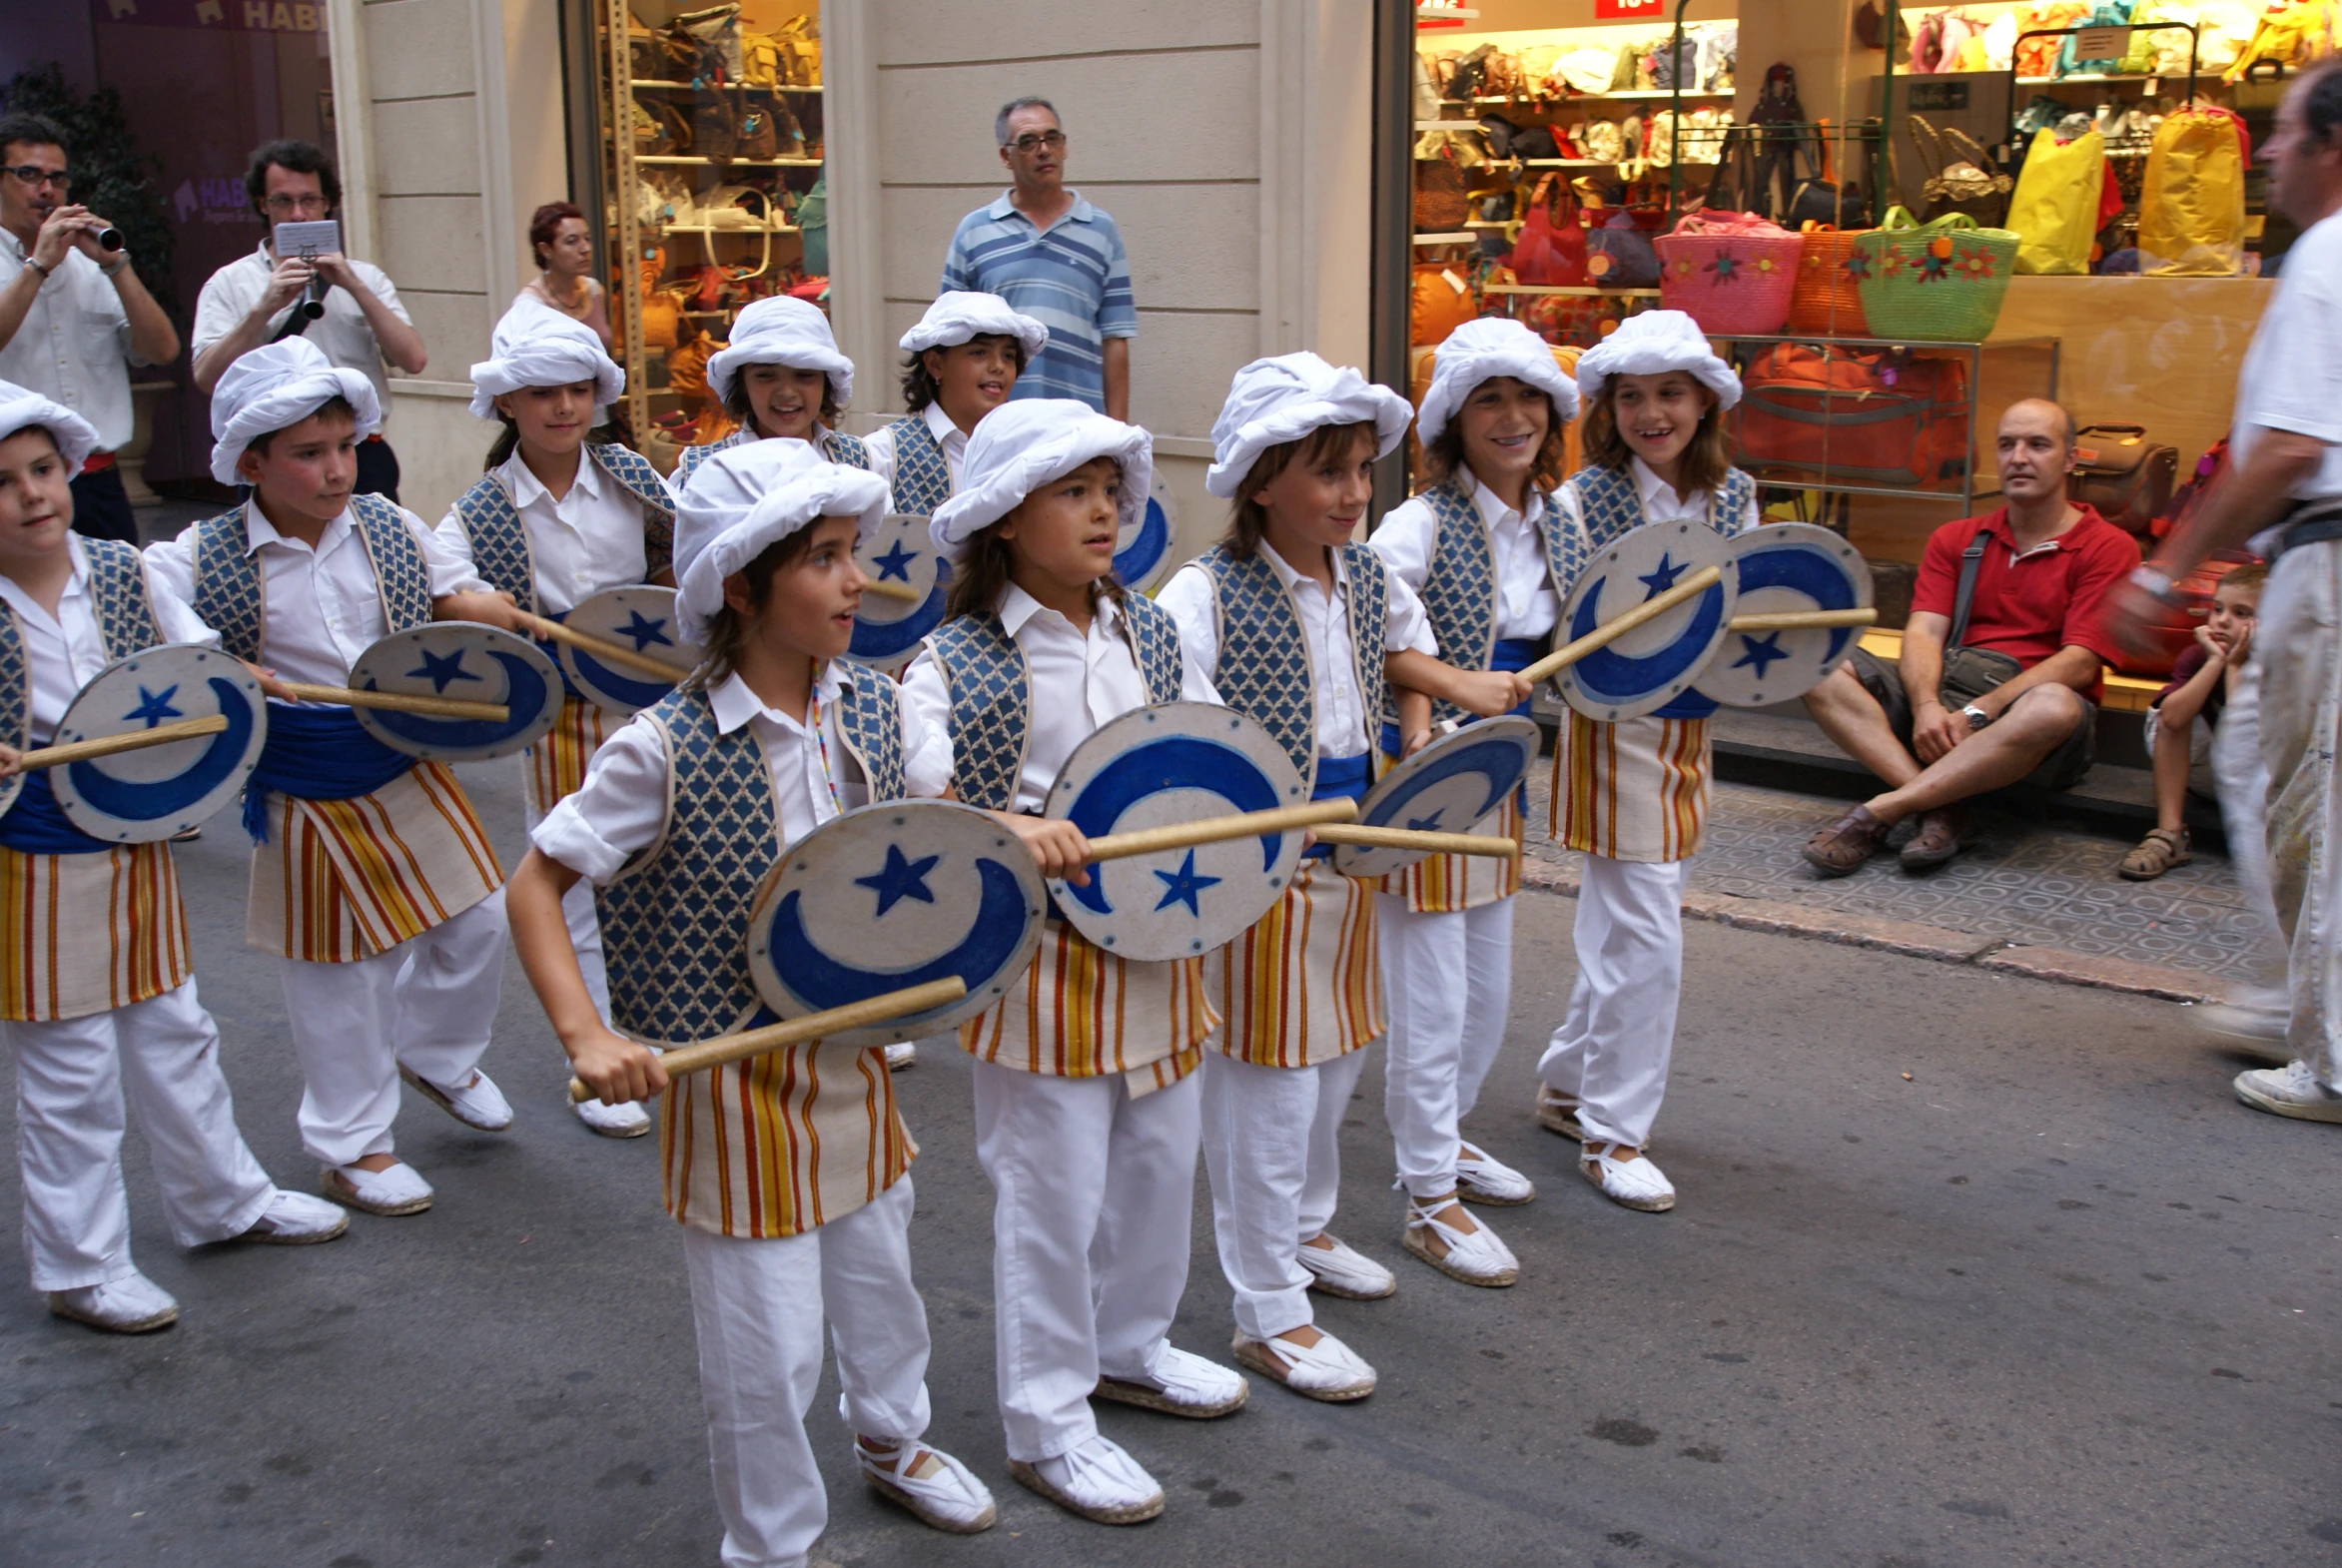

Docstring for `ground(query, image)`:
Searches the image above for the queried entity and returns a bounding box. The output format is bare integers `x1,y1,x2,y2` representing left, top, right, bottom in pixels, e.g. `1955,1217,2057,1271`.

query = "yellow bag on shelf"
2138,105,2248,275
2008,127,2105,276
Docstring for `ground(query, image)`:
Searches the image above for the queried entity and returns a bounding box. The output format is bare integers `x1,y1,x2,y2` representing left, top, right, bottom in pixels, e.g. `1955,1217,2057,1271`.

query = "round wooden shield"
846,512,951,672
555,585,700,715
1332,716,1539,881
50,643,268,843
1550,519,1738,723
747,799,1048,1047
348,623,560,762
1112,471,1178,594
1690,523,1875,709
1044,702,1306,963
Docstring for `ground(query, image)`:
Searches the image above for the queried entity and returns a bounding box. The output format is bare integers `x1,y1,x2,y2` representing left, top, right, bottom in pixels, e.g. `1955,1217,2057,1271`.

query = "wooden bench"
1856,628,2161,715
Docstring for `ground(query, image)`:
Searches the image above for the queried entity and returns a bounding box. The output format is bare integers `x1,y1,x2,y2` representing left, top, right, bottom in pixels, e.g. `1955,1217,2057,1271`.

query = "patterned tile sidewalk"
1517,764,2276,991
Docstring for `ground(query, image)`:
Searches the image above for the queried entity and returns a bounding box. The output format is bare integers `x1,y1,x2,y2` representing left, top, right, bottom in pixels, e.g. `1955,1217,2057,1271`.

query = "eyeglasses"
1008,131,1067,154
3,166,70,190
263,193,331,215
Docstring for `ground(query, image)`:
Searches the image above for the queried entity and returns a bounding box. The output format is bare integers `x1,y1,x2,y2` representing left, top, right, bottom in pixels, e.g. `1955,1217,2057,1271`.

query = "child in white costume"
668,296,873,498
1161,353,1443,1398
0,385,347,1334
440,300,674,1138
1535,311,1760,1213
509,438,995,1568
1367,318,1573,1285
901,399,1245,1525
144,339,520,1218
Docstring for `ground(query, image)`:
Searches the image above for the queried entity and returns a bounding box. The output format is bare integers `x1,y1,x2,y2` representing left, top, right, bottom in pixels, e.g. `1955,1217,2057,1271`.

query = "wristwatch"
2128,563,2185,607
1960,703,1992,730
99,255,127,278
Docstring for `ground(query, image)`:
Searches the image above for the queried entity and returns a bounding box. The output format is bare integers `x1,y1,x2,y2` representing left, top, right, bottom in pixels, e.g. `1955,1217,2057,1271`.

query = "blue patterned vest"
450,444,676,614
190,493,431,664
0,539,166,751
597,669,904,1044
672,427,872,494
925,592,1183,812
1405,478,1576,728
1563,463,1759,721
1198,543,1385,789
884,414,952,517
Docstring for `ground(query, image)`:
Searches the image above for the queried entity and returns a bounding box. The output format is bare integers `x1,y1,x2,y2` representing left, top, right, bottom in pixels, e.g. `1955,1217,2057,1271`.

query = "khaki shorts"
1844,645,2096,793
2142,707,2218,799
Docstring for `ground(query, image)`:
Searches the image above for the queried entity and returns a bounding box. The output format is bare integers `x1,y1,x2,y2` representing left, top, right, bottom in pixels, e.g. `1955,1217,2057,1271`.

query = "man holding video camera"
192,139,425,500
0,111,182,543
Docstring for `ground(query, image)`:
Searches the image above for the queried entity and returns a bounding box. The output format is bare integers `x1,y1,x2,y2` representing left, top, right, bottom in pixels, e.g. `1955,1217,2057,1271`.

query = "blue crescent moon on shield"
1689,526,1870,710
847,571,951,666
1113,475,1176,592
1566,565,1731,707
1357,736,1527,833
363,648,552,755
761,855,1033,1012
565,644,675,711
1058,735,1282,919
1732,538,1861,663
62,674,261,829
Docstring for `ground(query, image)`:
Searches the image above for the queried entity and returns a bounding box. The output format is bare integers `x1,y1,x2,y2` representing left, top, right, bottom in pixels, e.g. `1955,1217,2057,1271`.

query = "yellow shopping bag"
2009,127,2105,277
2138,106,2248,277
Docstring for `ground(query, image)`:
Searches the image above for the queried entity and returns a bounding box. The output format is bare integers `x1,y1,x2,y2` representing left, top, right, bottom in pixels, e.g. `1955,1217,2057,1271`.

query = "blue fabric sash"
0,770,117,856
1491,636,1540,720
1306,753,1370,860
242,703,417,843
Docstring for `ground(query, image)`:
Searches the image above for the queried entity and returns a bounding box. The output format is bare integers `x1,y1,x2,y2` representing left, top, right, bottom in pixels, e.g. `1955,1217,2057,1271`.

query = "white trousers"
278,890,509,1169
2257,541,2342,1083
1537,857,1687,1150
970,1060,1200,1462
1379,894,1514,1199
2211,660,2289,1002
6,979,274,1291
682,1178,931,1568
1199,1047,1370,1341
523,791,609,1022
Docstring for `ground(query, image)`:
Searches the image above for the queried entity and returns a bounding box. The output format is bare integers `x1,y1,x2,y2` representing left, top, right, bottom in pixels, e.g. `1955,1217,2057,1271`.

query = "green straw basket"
1854,206,2019,343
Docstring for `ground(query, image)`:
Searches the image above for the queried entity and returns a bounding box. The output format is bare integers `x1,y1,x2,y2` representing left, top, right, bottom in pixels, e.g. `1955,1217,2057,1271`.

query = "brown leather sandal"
1802,805,1890,877
2119,826,2191,881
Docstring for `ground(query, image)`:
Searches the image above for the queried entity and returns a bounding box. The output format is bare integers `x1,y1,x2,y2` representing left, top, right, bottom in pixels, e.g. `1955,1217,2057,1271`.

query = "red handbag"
1507,174,1588,288
1733,344,1970,488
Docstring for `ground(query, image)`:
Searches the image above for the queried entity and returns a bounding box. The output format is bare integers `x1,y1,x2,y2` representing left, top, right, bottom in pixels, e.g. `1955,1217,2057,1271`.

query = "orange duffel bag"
1733,343,1971,488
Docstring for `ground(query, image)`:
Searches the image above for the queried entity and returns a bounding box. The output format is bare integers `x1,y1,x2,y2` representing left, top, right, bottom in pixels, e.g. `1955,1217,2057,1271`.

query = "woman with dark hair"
668,297,870,498
518,201,611,350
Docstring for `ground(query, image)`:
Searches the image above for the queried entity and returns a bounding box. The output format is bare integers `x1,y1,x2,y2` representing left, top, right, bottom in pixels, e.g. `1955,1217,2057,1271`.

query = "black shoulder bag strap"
1946,530,1989,656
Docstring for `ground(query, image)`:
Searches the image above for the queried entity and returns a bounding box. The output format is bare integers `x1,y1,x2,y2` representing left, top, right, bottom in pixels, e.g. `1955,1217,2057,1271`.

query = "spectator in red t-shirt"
1801,399,2137,875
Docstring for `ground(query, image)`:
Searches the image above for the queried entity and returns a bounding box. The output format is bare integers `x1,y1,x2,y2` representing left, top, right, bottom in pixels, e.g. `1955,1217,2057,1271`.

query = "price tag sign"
2073,24,2132,61
1594,0,1668,17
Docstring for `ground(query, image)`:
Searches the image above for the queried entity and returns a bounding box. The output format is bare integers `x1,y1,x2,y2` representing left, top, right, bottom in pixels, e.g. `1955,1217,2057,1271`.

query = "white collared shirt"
0,538,216,743
899,585,1220,809
2233,210,2342,502
142,501,490,687
435,451,649,615
1372,474,1565,642
531,664,876,883
191,242,412,415
1157,541,1435,761
1550,455,1762,537
862,401,970,496
0,229,141,453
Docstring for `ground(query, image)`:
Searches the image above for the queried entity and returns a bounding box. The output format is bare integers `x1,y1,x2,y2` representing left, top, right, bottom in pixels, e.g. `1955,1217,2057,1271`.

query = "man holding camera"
192,139,425,501
0,112,181,543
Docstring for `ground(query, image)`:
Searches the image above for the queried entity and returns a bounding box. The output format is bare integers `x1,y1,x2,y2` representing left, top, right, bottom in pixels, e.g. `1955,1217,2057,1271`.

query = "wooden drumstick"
566,976,968,1103
1518,564,1726,686
860,579,923,604
14,714,229,771
513,610,691,683
274,683,510,721
1727,607,1878,632
1310,823,1520,858
1080,799,1358,864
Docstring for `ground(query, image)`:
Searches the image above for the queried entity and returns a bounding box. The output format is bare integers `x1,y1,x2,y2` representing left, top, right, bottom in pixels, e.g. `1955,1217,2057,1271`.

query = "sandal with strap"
1401,1196,1519,1287
2119,826,2190,881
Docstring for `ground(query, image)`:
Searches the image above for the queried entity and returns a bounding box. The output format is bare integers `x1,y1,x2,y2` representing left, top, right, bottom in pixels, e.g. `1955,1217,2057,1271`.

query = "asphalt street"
4,756,2341,1568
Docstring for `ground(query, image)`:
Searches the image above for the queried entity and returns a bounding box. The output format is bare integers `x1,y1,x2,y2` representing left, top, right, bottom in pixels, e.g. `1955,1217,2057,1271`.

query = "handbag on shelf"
1912,115,2013,226
1785,222,1873,336
2008,126,2108,276
1734,344,1972,487
693,87,741,162
633,96,692,158
1411,263,1478,346
1855,206,2018,342
1656,208,1803,336
1507,173,1590,287
2137,105,2249,275
1414,155,1475,232
1787,121,1877,230
1585,210,1662,289
734,102,781,160
2068,422,2179,537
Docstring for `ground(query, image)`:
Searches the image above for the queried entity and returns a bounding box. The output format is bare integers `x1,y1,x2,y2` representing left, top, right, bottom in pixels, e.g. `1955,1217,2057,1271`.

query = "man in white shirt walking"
0,113,181,543
191,140,425,502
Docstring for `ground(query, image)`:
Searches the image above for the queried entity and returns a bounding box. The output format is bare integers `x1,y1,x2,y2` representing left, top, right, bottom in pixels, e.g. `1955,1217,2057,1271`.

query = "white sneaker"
1456,1142,1536,1205
1093,1343,1248,1418
885,1041,917,1072
1298,1232,1396,1299
238,1189,349,1244
2234,1061,2342,1124
1232,1328,1376,1402
574,1094,650,1138
1402,1197,1519,1286
856,1438,996,1533
324,1161,434,1216
1582,1142,1677,1211
399,1065,513,1132
1009,1434,1165,1525
48,1270,179,1333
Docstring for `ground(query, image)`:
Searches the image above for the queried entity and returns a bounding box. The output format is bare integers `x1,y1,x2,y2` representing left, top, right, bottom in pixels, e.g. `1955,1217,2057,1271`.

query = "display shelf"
1484,283,1660,297
1412,232,1477,245
1445,90,1734,105
662,222,802,235
1415,119,1486,130
635,155,823,168
1521,158,1615,168
632,79,823,93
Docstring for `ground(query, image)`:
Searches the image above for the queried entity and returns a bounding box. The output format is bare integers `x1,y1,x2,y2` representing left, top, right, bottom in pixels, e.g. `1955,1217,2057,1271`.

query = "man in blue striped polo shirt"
940,98,1135,417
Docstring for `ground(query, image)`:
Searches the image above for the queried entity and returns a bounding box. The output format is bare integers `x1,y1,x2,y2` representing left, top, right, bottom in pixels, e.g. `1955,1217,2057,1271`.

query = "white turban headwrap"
672,437,889,643
1205,353,1411,498
928,399,1152,566
704,296,855,408
468,298,624,420
1573,308,1742,410
1416,317,1582,448
0,380,100,473
208,337,381,486
898,291,1050,360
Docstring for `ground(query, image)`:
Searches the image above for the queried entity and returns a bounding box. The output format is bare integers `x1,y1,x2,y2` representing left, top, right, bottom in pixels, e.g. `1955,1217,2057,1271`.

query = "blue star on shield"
870,539,918,582
1637,552,1689,598
1731,631,1789,678
407,647,481,693
122,684,183,728
618,611,673,652
855,844,940,918
1406,808,1447,832
1152,849,1221,918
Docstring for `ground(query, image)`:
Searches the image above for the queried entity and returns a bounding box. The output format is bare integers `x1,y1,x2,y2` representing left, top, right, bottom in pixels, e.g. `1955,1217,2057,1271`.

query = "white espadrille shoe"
1231,1328,1376,1402
573,1094,650,1138
1455,1142,1535,1205
884,1041,917,1072
1008,1434,1165,1525
399,1065,512,1132
1534,1084,1587,1141
324,1161,433,1216
1581,1142,1676,1211
237,1189,349,1244
1401,1197,1518,1286
1094,1343,1248,1418
47,1270,178,1333
856,1438,997,1533
1297,1232,1396,1299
